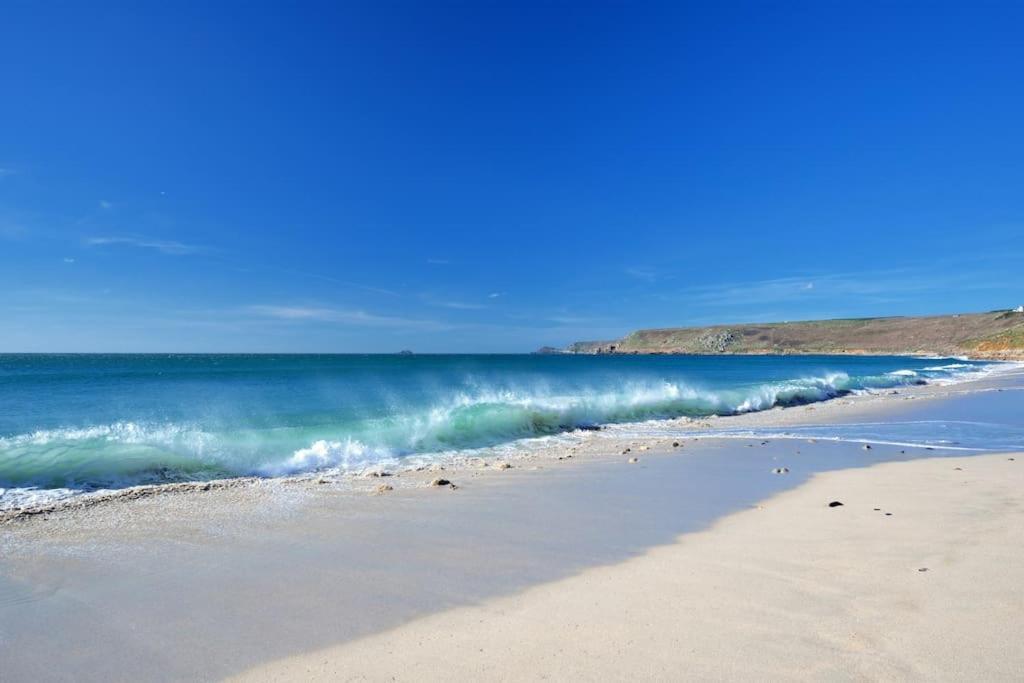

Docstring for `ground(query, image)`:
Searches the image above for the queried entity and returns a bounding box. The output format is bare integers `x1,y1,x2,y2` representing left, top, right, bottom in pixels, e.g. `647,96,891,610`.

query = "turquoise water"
0,353,1006,507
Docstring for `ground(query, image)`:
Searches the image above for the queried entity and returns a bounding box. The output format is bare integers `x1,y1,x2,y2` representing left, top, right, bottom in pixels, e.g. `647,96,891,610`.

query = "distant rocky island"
542,310,1024,360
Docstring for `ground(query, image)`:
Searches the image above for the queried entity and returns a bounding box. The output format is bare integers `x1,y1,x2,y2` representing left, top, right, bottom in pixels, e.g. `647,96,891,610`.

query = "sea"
1,353,1019,509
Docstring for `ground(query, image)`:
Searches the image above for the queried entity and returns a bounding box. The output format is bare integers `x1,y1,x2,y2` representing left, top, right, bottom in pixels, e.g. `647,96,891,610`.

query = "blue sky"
1,1,1022,352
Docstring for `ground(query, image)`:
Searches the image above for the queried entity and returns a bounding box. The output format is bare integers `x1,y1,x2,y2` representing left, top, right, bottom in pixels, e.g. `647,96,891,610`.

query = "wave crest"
0,360,1008,507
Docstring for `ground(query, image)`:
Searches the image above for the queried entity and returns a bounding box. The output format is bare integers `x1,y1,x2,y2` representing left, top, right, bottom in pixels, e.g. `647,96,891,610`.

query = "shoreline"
1,372,1022,680
233,451,1024,681
3,360,1021,524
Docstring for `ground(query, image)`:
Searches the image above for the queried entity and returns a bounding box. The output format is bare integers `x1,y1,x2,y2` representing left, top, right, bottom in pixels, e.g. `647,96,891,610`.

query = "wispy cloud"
418,292,489,310
98,200,113,210
544,314,609,325
438,301,486,310
488,292,503,299
624,266,666,283
247,305,448,330
427,258,450,265
63,257,75,264
86,235,206,255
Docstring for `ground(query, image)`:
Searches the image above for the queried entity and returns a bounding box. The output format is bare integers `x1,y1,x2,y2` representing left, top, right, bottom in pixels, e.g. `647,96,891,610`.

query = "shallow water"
0,353,1007,507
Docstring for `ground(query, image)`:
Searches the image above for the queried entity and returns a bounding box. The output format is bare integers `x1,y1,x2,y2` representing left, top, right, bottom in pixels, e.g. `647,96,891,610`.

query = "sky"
1,1,1023,352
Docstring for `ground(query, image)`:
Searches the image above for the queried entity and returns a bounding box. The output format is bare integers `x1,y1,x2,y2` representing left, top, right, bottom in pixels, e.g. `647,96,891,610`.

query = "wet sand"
1,369,1022,681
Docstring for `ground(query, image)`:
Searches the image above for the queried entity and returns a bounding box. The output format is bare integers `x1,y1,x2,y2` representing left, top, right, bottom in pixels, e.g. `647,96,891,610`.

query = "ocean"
0,353,1011,509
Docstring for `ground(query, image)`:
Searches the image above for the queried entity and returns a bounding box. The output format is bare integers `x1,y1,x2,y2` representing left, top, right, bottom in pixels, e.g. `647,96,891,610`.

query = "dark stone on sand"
873,508,881,511
771,467,789,475
672,442,680,448
430,478,451,487
885,512,892,516
862,444,872,450
828,501,844,507
918,567,929,572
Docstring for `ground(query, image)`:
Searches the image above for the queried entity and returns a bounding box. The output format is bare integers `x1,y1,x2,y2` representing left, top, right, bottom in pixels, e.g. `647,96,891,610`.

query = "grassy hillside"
561,311,1024,359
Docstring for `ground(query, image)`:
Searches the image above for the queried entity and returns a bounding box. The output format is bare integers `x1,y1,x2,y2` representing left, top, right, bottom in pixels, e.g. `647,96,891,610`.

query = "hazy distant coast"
550,310,1024,360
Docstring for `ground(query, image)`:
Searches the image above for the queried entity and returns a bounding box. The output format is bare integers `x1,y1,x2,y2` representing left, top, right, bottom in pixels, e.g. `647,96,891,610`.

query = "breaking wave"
0,359,1010,508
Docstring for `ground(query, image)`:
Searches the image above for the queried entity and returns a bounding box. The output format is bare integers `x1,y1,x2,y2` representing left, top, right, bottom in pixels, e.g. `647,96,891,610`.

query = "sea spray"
0,353,1009,508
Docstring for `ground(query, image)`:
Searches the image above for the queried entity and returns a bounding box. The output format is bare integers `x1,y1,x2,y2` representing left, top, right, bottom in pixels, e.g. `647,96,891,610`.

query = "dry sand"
235,452,1024,682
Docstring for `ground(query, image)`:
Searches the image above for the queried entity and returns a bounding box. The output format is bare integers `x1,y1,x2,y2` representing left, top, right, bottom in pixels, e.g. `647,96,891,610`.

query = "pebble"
918,567,929,572
430,478,452,487
628,457,639,464
862,444,872,450
828,501,844,507
494,462,512,470
771,467,789,475
672,442,680,448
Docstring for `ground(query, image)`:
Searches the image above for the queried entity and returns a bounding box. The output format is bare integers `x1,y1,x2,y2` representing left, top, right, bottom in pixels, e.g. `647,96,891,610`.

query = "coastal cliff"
553,310,1024,360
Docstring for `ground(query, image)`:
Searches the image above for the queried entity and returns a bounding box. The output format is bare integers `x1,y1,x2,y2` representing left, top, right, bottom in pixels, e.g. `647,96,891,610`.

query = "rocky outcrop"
533,346,565,355
696,330,737,353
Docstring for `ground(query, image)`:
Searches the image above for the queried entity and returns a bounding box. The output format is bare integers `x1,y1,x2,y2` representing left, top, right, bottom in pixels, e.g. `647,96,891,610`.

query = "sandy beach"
236,452,1024,682
6,3,1024,680
1,369,1023,681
